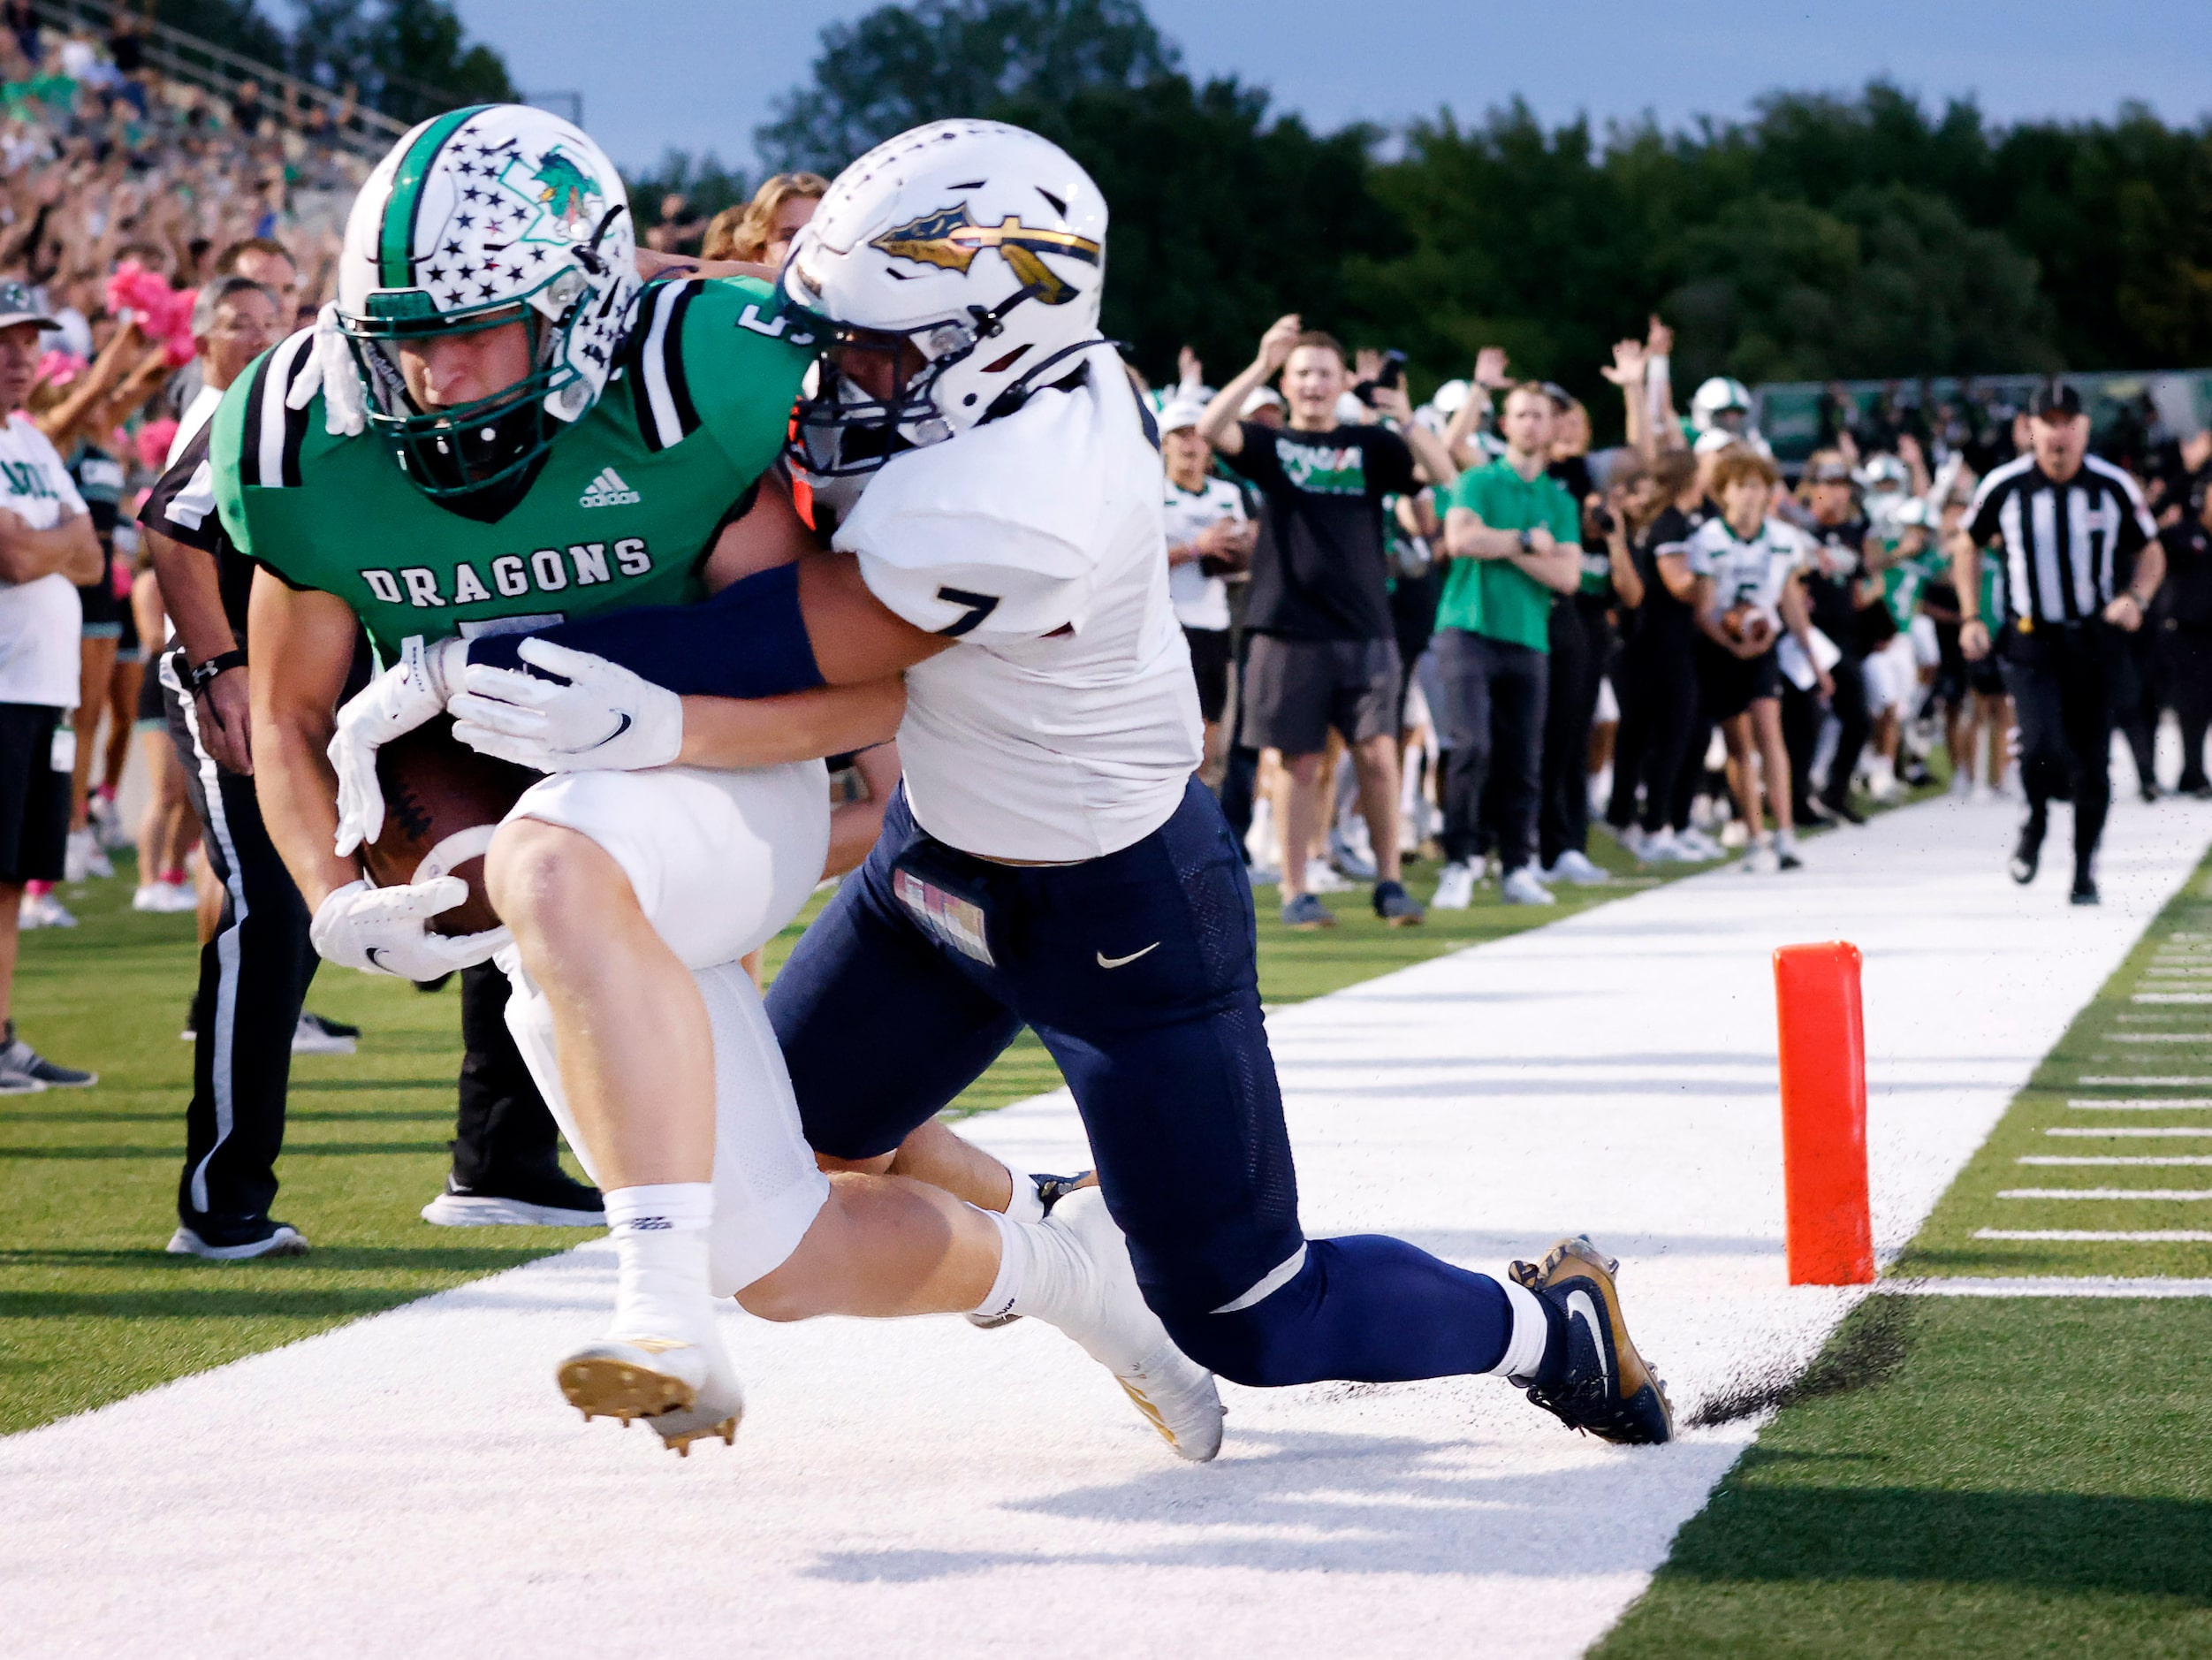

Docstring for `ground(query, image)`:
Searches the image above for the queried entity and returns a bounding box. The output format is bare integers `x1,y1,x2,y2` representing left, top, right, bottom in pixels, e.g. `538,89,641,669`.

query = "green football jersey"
211,275,811,656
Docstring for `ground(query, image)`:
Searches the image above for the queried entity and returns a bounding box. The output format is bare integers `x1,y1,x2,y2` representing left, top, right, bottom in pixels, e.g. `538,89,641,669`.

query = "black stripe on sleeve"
236,351,271,487
275,336,315,489
660,280,701,439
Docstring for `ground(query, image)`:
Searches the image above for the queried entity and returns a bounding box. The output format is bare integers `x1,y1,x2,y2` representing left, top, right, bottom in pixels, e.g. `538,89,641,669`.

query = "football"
359,718,540,936
1722,605,1775,649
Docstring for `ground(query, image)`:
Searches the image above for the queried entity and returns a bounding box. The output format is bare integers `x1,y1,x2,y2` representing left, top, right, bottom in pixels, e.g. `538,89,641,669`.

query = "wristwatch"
1516,528,1533,554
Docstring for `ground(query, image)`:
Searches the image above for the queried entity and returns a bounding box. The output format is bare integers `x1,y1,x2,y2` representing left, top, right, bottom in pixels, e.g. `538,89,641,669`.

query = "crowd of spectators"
1150,316,2212,925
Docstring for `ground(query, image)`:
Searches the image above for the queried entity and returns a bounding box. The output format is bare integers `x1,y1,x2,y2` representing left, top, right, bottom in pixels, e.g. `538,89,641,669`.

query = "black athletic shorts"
0,703,70,884
1698,638,1783,720
1242,634,1402,754
1183,626,1231,724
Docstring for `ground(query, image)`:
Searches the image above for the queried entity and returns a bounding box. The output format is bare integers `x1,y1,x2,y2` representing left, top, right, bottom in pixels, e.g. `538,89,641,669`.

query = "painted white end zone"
1,796,2206,1658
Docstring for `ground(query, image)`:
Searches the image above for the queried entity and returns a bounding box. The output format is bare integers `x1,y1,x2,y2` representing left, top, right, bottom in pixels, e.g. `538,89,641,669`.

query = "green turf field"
1600,846,2212,1657
0,832,1687,1435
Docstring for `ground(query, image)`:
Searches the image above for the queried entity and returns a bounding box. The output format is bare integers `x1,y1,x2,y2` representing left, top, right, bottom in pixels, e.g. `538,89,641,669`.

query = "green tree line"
753,0,2212,416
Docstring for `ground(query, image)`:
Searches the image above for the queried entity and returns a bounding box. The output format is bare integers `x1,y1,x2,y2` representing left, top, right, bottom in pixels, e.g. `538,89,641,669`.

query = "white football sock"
1493,1278,1552,1378
605,1182,714,1339
971,1207,1025,1322
1002,1170,1045,1224
970,1207,1097,1333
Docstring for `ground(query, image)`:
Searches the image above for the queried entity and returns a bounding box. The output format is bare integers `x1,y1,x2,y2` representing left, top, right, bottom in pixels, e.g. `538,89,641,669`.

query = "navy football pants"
766,780,1513,1388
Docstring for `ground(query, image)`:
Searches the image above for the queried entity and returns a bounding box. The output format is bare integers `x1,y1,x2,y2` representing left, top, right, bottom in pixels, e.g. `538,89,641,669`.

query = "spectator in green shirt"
1430,383,1583,909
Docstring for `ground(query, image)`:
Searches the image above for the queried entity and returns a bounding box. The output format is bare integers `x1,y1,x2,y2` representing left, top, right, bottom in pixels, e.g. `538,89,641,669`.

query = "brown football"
360,718,540,937
1722,605,1775,649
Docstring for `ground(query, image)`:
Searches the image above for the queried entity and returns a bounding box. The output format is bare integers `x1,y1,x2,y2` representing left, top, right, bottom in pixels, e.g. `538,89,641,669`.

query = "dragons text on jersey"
207,275,810,655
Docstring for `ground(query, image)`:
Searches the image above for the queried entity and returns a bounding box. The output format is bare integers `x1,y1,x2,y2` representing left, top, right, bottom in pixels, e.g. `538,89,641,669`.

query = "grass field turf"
1599,847,2212,1656
0,834,1684,1435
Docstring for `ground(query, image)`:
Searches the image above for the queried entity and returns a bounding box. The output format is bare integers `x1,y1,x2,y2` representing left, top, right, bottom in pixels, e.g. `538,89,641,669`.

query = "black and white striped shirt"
1965,453,2156,626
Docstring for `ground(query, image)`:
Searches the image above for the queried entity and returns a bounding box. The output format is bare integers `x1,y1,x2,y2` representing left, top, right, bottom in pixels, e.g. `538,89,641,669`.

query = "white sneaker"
1616,823,1649,860
64,828,111,882
18,892,75,929
1547,849,1610,886
1744,841,1782,874
1968,782,1995,804
165,1222,309,1260
1501,865,1556,906
1328,824,1378,882
133,879,198,914
88,793,128,851
1304,862,1355,895
1673,826,1724,861
290,1012,357,1055
1040,1189,1224,1462
1243,797,1277,871
1432,858,1478,910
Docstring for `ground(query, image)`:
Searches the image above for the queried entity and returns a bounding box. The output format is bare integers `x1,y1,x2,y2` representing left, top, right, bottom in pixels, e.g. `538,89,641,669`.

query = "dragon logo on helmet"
498,146,604,244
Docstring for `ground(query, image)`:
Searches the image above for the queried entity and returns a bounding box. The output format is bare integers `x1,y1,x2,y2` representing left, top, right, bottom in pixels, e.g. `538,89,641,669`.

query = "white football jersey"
0,414,85,708
834,347,1203,862
1685,515,1804,630
1161,476,1244,632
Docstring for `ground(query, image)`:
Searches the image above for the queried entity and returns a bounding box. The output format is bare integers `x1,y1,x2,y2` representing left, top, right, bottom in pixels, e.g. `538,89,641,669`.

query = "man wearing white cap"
0,280,103,1091
1159,398,1253,778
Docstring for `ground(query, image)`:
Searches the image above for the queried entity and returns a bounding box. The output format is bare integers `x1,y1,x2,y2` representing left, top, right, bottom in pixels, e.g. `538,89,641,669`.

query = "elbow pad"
467,562,826,699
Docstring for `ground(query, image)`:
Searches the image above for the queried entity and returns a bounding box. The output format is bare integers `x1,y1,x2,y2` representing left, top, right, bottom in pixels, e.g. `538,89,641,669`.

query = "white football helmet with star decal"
781,118,1108,480
335,103,639,498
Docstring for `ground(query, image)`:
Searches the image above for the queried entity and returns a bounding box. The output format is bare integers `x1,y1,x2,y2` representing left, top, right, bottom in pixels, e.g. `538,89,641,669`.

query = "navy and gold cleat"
1507,1236,1674,1446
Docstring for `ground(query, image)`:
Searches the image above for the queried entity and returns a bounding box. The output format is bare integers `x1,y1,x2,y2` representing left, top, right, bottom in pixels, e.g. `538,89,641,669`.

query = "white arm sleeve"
854,512,1098,642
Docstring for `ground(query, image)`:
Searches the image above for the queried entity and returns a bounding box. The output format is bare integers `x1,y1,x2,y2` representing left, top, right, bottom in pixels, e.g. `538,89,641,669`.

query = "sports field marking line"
2078,1077,2212,1085
2131,994,2212,1004
2108,1032,2212,1040
1881,1275,2212,1298
2017,1155,2212,1166
1998,1187,2212,1199
1977,1228,2212,1242
2048,1126,2212,1137
2067,1098,2212,1108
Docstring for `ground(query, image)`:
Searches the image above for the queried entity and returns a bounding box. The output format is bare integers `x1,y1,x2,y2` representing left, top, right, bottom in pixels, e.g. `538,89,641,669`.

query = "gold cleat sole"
559,1354,697,1427
660,1415,739,1458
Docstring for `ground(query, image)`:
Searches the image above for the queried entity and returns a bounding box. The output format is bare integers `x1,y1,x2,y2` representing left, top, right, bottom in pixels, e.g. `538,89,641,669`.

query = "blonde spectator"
701,171,827,266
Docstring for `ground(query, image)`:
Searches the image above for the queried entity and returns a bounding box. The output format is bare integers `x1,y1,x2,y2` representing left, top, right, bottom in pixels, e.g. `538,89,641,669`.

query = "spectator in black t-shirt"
1200,314,1456,929
2160,470,2212,796
230,79,266,139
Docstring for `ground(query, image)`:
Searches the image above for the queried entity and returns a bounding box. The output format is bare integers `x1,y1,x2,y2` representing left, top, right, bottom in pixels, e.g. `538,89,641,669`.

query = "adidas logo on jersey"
579,467,640,508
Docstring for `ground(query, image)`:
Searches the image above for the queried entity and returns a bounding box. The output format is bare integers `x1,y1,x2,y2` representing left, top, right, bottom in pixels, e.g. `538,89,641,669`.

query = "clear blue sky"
446,0,2212,175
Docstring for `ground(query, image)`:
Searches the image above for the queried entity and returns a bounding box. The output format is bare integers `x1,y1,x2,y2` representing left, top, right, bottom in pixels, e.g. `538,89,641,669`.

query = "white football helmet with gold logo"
780,118,1109,477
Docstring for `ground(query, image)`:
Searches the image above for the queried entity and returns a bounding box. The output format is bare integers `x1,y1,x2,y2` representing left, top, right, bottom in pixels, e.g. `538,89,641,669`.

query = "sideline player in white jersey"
389,120,1675,1447
1684,446,1823,872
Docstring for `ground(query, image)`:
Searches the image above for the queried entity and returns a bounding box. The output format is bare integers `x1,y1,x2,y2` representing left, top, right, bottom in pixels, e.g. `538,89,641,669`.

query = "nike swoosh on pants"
1097,942,1162,969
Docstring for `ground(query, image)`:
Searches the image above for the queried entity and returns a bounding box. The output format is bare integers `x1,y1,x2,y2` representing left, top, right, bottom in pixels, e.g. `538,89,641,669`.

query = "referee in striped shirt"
1953,379,2163,904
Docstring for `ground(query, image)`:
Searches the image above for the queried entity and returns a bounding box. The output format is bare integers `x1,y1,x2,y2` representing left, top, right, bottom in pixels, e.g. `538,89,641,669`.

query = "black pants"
1821,652,1872,809
1616,639,1703,835
165,669,566,1236
2001,623,2117,876
1433,628,1547,871
1539,597,1612,866
166,669,318,1240
454,963,571,1190
2164,623,2212,792
2112,622,2163,793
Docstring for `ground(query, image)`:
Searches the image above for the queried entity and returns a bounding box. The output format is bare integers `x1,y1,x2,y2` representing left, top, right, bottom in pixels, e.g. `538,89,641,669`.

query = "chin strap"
287,303,368,438
978,336,1107,425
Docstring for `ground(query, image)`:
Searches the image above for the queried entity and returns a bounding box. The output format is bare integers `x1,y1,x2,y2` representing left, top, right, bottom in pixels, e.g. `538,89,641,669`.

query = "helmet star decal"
870,203,1100,305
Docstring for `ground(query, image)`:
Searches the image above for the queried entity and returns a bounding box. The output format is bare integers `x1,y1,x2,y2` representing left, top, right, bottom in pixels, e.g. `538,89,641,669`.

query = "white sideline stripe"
2017,1155,2212,1166
2068,1098,2212,1108
1998,1187,2212,1199
1977,1229,2212,1242
2,793,2206,1660
2079,1077,2212,1085
2131,994,2212,1004
2048,1127,2212,1137
1882,1276,2212,1298
2108,1032,2212,1040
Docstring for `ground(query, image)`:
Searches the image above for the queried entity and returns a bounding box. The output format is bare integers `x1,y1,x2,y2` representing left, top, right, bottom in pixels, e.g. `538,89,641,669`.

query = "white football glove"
448,637,683,773
308,878,510,980
330,634,470,857
285,301,368,438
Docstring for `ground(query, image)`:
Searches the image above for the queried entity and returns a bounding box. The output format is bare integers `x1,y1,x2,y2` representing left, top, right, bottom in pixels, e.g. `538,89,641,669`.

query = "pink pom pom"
35,347,85,387
136,418,178,471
